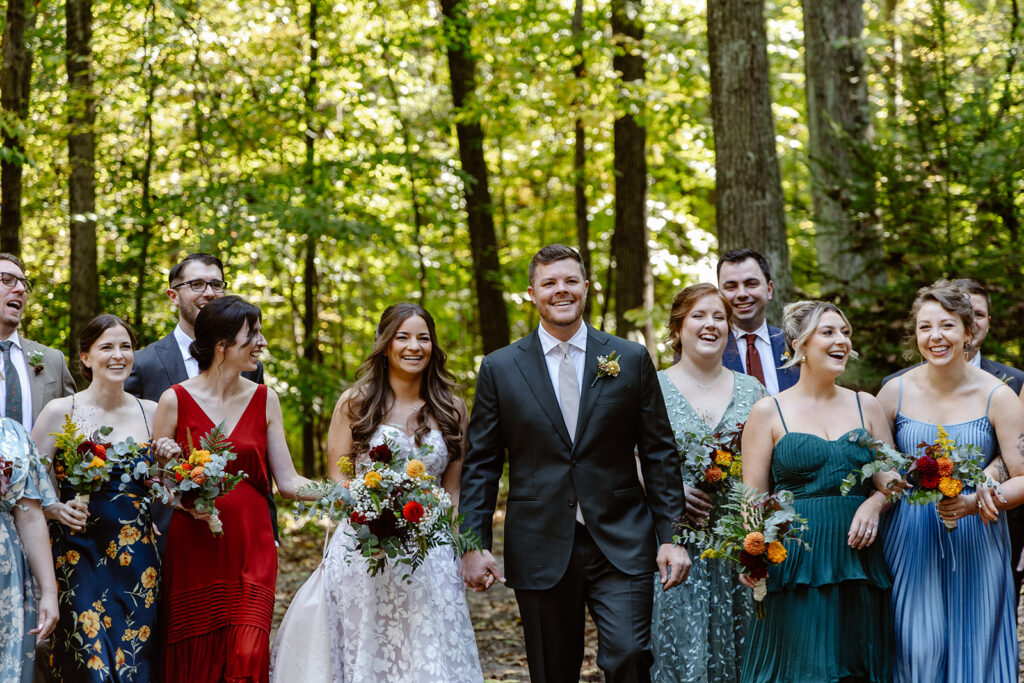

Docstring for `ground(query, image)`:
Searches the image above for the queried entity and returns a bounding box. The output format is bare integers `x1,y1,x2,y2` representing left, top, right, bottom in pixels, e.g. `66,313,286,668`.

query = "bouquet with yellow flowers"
298,438,479,578
685,480,809,617
151,423,246,535
50,414,117,505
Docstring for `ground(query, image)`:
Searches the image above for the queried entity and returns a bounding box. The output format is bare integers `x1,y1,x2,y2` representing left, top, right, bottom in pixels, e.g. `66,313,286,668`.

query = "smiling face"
0,259,28,339
718,258,773,333
678,293,730,362
802,311,853,377
81,324,134,383
915,300,969,366
528,258,589,340
386,315,433,378
168,260,225,337
220,320,266,372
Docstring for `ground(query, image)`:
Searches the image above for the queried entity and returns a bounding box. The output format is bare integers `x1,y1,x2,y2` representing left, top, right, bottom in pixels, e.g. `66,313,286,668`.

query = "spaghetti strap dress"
740,394,892,683
160,384,276,683
48,396,159,682
883,379,1016,682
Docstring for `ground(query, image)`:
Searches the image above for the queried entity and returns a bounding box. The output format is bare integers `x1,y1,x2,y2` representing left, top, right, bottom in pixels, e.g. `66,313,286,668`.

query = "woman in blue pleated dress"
876,280,1023,682
739,301,895,683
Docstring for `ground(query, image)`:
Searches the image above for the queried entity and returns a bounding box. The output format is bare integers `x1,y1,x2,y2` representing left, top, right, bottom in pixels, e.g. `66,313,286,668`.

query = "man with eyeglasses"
0,253,76,430
125,252,272,553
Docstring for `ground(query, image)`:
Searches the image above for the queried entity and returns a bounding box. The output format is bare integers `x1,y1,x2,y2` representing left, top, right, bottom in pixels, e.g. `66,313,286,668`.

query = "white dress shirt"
173,324,200,379
0,332,35,432
733,321,780,396
969,353,982,369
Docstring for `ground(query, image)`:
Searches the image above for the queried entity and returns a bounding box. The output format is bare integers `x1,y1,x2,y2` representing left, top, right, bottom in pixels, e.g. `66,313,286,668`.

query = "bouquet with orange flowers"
675,423,744,535
49,414,117,505
151,424,246,535
297,438,479,577
841,426,988,531
688,480,809,617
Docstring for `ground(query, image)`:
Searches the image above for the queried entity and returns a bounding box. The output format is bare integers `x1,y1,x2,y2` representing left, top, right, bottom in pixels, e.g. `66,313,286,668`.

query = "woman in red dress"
151,296,315,683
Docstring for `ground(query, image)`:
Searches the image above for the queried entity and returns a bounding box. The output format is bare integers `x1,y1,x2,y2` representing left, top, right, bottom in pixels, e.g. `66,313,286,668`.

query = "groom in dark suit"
717,248,799,395
460,244,689,683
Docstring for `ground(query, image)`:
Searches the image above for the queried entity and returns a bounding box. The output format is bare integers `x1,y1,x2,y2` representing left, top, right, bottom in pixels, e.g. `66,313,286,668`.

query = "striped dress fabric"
883,382,1017,682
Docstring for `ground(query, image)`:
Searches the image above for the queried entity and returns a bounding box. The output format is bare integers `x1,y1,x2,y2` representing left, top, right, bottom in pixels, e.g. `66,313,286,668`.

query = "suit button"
568,498,577,507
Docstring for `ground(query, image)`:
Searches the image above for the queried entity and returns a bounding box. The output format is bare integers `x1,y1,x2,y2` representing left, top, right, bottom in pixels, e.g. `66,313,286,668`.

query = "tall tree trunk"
572,0,592,321
67,0,98,381
707,0,792,324
803,0,883,301
1,0,39,256
301,0,322,478
440,0,509,355
134,0,157,329
611,0,654,355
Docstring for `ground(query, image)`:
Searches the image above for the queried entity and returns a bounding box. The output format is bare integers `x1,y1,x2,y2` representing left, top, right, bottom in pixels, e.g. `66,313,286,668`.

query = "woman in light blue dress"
876,280,1024,682
0,418,59,683
651,284,766,682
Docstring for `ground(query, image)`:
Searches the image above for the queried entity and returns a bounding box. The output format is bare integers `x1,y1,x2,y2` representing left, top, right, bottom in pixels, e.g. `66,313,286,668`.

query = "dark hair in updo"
190,295,262,372
79,314,138,382
903,279,975,360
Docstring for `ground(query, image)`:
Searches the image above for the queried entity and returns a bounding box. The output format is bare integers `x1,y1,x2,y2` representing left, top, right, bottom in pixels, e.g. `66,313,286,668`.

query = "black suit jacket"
881,357,1024,394
722,326,799,393
461,325,684,591
125,331,263,402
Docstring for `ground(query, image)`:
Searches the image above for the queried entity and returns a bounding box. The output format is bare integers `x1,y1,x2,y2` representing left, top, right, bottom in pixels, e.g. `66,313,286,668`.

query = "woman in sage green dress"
739,301,895,683
651,283,766,683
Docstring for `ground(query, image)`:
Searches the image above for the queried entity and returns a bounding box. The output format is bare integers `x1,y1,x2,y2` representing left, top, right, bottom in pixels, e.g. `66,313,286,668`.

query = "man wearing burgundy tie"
716,248,798,395
0,254,76,430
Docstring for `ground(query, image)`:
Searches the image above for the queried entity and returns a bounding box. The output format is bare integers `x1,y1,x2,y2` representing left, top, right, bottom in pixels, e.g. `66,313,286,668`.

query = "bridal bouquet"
840,426,988,530
676,423,744,534
150,424,246,536
686,480,809,617
297,438,479,577
50,414,117,505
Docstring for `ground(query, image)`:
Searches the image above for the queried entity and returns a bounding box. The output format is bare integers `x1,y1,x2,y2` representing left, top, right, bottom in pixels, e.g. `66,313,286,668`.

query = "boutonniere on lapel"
27,350,44,376
780,349,791,364
590,351,621,387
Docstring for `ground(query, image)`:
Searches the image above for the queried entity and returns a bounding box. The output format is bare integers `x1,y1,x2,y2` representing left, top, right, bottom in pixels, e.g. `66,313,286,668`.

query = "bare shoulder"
38,395,74,422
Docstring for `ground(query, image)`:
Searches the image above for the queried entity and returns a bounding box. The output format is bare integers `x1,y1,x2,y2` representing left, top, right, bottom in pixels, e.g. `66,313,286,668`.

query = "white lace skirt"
322,521,484,683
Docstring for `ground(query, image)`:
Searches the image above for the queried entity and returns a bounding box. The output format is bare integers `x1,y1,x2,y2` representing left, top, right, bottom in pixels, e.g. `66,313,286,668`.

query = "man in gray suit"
125,253,273,550
460,244,690,683
0,253,76,427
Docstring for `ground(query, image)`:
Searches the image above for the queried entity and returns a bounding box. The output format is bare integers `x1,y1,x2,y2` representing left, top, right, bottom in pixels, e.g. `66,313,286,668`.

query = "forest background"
1,0,1020,476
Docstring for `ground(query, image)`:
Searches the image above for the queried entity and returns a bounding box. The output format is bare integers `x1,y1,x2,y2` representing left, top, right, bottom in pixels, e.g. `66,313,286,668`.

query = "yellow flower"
119,552,132,567
66,550,80,565
122,629,136,642
79,610,101,638
138,625,151,642
141,567,157,589
87,655,103,670
93,640,102,653
92,600,104,613
336,456,354,476
106,541,117,559
405,459,427,479
145,592,154,608
700,548,719,560
742,532,766,556
89,456,106,469
714,449,733,467
935,424,954,454
115,648,125,670
606,359,620,375
103,616,112,629
189,449,212,466
118,525,142,546
364,471,383,488
729,461,743,478
938,476,963,498
765,541,787,564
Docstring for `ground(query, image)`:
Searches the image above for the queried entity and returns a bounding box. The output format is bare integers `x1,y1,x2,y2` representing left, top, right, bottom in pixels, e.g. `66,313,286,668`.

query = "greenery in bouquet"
151,424,246,536
49,413,117,504
840,426,989,530
671,423,744,543
683,480,809,617
297,438,480,578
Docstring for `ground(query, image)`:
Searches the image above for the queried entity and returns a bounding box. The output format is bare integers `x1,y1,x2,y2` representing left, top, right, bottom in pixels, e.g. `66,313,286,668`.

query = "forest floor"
273,509,1024,683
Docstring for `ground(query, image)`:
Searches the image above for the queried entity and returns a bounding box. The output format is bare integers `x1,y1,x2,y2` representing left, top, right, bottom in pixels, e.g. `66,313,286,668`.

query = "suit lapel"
21,338,46,422
722,332,742,373
573,326,609,447
156,333,188,385
513,330,573,448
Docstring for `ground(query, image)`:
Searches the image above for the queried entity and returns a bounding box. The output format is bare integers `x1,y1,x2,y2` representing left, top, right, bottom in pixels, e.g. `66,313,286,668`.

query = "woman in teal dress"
0,418,59,683
739,301,894,683
651,283,766,683
32,315,160,682
876,281,1023,682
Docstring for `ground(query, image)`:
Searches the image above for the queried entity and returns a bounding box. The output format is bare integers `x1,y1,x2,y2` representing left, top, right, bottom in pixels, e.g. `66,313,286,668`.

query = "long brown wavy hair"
346,303,463,461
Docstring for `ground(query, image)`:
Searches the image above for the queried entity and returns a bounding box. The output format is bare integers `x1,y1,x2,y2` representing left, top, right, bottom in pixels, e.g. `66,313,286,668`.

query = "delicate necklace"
679,369,724,395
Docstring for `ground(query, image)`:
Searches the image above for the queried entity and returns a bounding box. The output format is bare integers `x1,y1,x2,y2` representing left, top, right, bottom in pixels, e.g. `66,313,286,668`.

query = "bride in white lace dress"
323,303,482,683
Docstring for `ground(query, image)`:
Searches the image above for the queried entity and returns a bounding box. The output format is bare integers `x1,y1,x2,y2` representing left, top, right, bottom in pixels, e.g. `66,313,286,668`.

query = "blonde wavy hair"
781,301,859,368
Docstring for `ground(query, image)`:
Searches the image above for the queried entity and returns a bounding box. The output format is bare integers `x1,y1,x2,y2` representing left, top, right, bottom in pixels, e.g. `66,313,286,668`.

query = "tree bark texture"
572,0,592,322
67,0,98,381
1,0,39,256
302,0,322,478
611,0,655,355
803,0,883,300
707,0,792,324
440,0,509,355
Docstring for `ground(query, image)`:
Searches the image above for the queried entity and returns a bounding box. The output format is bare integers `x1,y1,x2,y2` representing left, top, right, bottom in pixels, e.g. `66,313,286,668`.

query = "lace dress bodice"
366,424,450,478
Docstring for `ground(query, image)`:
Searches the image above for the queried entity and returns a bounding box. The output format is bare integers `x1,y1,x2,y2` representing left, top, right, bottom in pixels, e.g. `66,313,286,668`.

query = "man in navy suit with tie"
716,248,798,395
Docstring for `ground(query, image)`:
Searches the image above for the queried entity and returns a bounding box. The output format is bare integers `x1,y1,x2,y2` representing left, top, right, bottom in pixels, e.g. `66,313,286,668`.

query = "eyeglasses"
171,279,227,294
0,272,32,292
